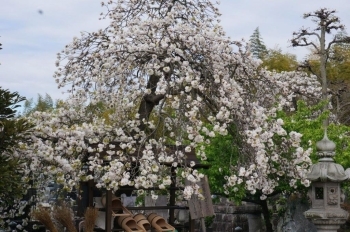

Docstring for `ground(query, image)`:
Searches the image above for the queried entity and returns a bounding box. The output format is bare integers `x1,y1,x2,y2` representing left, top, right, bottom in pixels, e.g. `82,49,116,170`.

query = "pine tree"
249,27,268,59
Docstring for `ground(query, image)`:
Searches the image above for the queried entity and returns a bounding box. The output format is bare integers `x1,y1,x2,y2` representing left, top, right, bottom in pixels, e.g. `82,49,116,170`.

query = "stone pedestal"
304,208,348,232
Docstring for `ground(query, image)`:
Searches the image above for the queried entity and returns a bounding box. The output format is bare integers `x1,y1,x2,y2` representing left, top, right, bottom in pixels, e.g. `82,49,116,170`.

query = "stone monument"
304,132,349,231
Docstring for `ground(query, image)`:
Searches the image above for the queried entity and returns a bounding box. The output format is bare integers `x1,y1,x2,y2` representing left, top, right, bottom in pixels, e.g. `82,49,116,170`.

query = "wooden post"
189,214,195,232
105,190,112,232
201,217,206,232
77,182,83,217
88,179,94,207
169,166,176,224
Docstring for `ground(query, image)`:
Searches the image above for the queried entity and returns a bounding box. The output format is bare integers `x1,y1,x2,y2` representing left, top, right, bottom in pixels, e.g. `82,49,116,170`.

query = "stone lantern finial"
315,130,336,162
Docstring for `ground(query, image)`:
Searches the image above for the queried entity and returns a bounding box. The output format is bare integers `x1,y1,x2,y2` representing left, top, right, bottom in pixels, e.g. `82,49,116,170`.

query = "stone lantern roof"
307,131,348,182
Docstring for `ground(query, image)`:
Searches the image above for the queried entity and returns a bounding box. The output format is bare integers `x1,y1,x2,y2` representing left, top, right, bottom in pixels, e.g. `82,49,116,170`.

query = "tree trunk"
243,198,274,232
261,200,274,232
319,20,329,128
137,74,164,131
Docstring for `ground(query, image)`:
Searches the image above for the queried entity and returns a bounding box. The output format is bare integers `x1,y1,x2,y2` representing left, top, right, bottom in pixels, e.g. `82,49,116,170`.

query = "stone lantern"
304,132,349,231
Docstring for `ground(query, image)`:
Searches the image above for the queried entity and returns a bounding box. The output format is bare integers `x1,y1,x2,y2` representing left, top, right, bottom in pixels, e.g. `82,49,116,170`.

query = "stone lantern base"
311,220,346,232
304,208,348,232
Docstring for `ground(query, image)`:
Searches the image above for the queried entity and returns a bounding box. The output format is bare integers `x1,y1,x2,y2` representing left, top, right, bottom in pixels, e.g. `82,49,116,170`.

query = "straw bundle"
52,203,77,232
84,207,99,232
31,207,58,232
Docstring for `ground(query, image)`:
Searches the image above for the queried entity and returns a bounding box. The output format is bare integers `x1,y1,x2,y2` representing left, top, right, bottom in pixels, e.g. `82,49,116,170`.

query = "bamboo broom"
52,203,77,232
84,207,99,232
31,207,58,232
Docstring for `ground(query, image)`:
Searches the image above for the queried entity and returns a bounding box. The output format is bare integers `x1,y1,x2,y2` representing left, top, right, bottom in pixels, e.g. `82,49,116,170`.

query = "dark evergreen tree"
0,87,33,207
249,27,268,59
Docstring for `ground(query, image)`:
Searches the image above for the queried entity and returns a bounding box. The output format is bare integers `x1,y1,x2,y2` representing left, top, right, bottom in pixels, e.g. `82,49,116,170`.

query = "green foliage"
327,31,350,81
0,156,25,203
249,27,268,59
306,43,350,83
277,100,328,161
278,100,350,168
85,101,112,123
0,118,32,153
204,215,215,227
328,123,350,168
199,124,248,203
201,126,239,195
22,93,54,115
0,87,33,207
261,48,298,72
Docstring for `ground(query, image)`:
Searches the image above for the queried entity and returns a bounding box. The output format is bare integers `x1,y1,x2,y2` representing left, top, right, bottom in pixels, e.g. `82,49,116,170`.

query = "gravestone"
187,176,214,220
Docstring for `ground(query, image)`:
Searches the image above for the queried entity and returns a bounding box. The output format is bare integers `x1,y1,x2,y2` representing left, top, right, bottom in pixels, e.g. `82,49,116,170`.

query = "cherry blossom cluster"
220,68,321,199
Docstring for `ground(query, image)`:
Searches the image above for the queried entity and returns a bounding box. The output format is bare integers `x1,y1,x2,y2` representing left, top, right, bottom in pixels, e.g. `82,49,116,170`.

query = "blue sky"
1,0,350,103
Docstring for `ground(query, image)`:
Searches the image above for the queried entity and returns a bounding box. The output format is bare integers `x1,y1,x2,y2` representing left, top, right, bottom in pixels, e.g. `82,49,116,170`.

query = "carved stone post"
304,132,349,231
